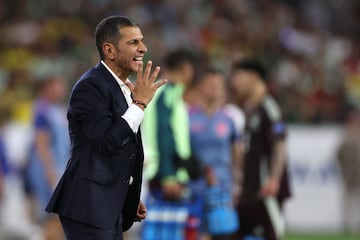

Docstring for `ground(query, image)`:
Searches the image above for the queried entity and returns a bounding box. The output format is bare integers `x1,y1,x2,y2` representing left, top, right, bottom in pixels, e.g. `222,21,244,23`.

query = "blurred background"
0,0,359,239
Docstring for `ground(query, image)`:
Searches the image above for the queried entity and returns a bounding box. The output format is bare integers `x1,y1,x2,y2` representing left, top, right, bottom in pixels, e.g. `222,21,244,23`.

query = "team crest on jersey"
215,122,229,137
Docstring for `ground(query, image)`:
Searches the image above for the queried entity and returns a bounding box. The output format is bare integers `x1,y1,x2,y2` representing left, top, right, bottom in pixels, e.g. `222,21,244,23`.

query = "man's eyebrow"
126,38,144,43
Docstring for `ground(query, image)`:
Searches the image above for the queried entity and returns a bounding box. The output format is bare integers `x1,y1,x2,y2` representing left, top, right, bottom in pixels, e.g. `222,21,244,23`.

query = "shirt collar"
101,60,133,104
101,60,129,87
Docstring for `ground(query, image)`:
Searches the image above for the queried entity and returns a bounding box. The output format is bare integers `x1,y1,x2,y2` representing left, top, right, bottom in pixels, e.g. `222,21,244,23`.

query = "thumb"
125,79,135,92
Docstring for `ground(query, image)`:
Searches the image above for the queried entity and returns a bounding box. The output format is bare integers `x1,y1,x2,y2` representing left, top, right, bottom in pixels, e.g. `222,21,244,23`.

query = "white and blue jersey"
188,105,241,194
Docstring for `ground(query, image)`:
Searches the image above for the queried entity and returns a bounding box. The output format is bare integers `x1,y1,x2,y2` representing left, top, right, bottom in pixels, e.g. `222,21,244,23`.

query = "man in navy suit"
46,15,167,240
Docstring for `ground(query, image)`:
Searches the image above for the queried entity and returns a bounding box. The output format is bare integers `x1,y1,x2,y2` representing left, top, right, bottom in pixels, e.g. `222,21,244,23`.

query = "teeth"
134,57,143,61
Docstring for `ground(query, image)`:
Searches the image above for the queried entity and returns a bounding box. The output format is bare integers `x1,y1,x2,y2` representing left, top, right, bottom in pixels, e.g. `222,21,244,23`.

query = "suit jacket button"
129,176,133,185
122,137,130,145
130,153,135,160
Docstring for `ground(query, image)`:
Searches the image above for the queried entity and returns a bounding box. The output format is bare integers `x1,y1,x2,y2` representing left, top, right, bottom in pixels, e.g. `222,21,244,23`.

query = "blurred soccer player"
26,75,69,240
187,67,242,240
230,59,291,240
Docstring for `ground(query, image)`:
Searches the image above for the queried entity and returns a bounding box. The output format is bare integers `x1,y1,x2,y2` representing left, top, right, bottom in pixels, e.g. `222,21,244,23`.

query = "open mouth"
133,56,143,62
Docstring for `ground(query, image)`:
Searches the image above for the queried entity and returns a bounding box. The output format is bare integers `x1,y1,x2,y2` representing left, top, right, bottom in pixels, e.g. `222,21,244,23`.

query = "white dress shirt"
101,61,144,133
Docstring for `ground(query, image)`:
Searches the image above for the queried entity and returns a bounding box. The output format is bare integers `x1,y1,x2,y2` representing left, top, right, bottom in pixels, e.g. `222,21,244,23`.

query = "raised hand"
125,60,167,109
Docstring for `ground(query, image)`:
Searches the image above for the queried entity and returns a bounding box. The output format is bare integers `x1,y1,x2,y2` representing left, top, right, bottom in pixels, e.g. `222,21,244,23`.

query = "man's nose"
139,42,147,53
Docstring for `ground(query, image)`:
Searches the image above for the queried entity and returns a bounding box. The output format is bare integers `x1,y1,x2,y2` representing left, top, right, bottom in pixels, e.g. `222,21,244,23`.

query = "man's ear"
103,43,115,60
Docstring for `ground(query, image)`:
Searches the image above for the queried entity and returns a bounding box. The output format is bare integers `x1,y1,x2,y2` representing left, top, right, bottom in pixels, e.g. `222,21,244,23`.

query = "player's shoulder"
261,95,282,121
223,103,244,120
223,103,246,133
72,67,98,88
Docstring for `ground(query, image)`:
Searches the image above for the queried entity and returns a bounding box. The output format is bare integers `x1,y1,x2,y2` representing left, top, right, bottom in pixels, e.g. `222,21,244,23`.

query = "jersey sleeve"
263,96,286,140
34,108,49,130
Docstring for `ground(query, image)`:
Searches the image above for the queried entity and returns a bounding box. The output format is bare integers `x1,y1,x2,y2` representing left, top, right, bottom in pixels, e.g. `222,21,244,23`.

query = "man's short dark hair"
195,66,224,85
164,48,197,70
231,58,267,81
95,16,139,60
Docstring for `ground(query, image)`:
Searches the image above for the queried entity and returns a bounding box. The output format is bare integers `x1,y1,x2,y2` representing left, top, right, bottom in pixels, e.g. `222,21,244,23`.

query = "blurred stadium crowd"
1,0,360,124
0,0,360,239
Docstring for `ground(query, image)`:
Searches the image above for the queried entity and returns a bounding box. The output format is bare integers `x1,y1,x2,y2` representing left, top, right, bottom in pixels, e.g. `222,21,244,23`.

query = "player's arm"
35,128,58,188
261,97,287,197
261,138,287,197
270,139,287,180
229,112,245,202
232,140,244,203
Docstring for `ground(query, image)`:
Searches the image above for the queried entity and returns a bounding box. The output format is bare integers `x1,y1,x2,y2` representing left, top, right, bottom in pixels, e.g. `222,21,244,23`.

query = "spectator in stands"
0,70,35,125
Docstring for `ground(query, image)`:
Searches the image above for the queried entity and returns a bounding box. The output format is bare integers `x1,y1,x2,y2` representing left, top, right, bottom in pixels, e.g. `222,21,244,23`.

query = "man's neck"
200,98,219,116
102,59,129,81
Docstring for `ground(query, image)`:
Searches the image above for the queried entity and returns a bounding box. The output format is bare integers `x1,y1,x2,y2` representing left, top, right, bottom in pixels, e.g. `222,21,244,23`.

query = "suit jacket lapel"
94,62,128,113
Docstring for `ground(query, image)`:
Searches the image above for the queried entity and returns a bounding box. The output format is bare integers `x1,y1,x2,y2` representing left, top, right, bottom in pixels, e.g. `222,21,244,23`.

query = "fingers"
138,201,147,213
260,184,275,197
154,78,168,89
136,61,143,80
137,60,160,83
133,60,167,103
135,202,147,221
149,66,160,83
136,60,165,89
143,61,152,81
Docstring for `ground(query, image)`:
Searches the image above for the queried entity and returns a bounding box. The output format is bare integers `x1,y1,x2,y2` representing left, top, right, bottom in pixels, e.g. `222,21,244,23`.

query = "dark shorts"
236,198,283,240
59,216,123,240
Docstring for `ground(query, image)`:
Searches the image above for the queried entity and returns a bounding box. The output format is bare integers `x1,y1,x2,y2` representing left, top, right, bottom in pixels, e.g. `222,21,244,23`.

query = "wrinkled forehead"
119,26,143,40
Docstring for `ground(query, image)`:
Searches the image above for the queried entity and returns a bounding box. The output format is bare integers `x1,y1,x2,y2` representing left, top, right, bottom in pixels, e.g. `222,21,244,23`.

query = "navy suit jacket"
46,63,144,231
